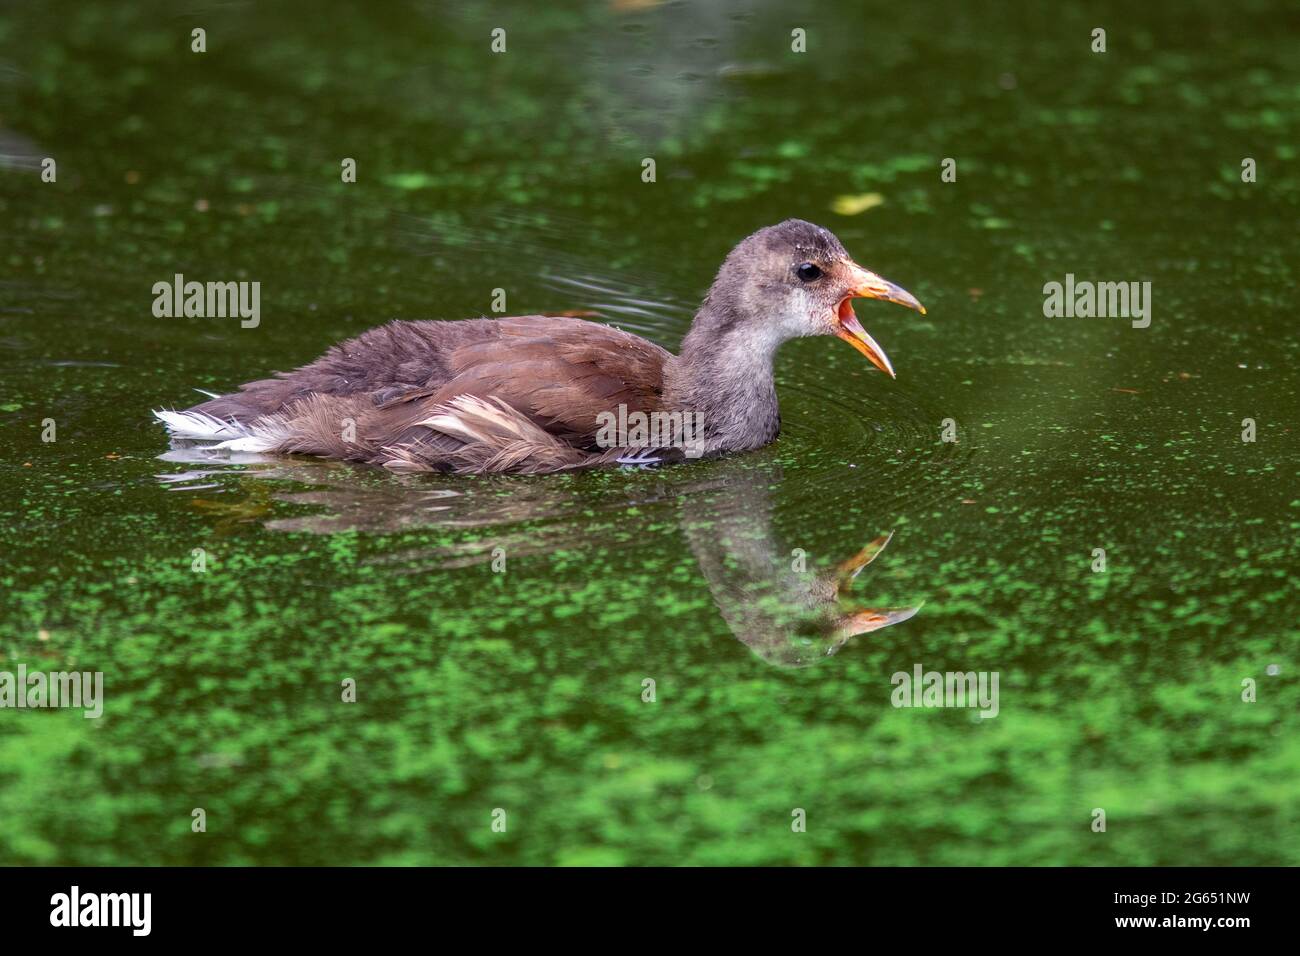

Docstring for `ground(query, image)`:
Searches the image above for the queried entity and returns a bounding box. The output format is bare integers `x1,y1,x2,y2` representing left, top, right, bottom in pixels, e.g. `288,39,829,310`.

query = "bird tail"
155,392,627,474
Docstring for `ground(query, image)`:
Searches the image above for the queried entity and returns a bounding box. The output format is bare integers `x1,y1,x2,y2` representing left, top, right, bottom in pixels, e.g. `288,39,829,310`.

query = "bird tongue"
837,297,857,322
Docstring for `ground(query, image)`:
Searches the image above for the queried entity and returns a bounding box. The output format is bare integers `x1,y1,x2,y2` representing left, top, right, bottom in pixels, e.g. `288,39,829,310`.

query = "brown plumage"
155,220,925,474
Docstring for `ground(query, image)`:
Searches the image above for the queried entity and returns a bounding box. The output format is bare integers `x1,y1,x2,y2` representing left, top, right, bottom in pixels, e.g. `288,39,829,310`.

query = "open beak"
833,531,895,596
834,262,926,379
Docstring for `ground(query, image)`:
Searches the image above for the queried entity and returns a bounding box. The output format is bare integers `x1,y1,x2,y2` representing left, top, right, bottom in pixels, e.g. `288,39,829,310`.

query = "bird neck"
668,308,783,452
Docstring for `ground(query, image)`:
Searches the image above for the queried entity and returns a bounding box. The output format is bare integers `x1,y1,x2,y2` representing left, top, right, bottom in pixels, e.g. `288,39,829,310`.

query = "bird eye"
796,262,822,282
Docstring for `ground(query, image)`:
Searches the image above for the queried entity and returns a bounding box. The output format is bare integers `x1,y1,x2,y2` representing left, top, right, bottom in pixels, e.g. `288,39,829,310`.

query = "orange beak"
833,261,926,379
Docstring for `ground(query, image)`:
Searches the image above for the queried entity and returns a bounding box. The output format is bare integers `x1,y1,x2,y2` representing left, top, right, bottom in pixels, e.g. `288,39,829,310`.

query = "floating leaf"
831,192,885,215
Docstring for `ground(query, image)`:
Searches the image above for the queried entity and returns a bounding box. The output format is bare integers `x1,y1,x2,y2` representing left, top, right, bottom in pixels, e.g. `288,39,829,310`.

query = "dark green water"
1,1,1297,864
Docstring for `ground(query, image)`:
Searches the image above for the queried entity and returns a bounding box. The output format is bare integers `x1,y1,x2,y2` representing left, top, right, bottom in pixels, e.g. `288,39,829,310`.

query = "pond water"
1,1,1296,864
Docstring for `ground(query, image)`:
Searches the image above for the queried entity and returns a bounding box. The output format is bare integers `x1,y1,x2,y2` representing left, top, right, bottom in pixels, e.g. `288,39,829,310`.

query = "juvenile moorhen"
155,219,925,473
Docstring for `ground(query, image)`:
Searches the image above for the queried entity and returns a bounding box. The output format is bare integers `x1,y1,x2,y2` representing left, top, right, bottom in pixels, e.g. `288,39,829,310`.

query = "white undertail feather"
152,408,286,452
153,408,247,441
210,425,287,453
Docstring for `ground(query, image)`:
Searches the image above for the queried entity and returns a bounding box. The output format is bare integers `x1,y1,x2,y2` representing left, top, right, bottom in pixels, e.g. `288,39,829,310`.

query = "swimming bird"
155,219,925,474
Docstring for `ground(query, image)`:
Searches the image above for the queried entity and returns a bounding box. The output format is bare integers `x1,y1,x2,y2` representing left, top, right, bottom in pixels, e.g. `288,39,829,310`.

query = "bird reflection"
678,468,919,667
157,451,919,666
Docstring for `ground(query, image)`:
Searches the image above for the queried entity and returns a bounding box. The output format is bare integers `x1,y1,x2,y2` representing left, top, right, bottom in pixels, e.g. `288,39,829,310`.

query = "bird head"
701,218,926,377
